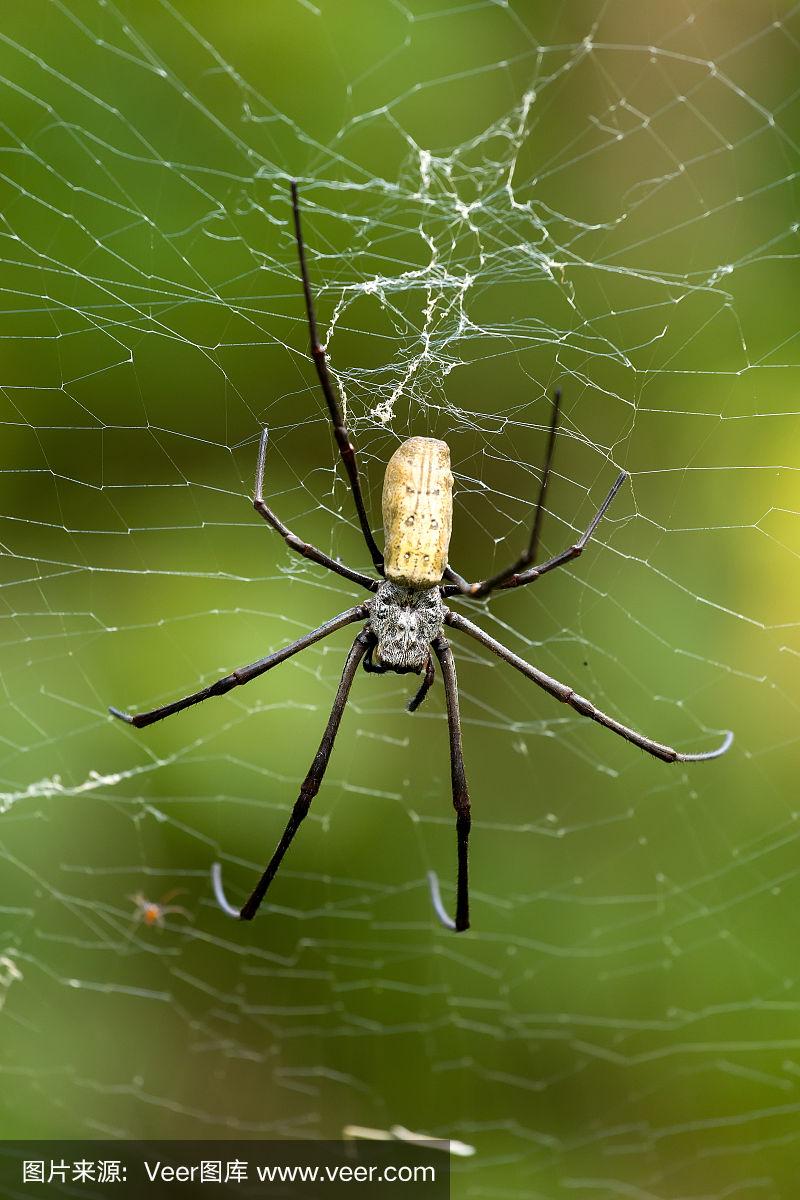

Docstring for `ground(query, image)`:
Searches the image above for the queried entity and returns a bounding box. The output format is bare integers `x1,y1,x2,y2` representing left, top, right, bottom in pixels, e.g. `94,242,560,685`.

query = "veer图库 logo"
12,1141,449,1197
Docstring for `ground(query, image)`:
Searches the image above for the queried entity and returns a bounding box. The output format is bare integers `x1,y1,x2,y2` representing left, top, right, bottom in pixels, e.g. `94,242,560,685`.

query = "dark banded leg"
444,472,627,597
443,391,627,599
446,610,733,763
253,427,377,591
109,605,368,729
432,634,471,932
291,182,384,575
239,629,371,920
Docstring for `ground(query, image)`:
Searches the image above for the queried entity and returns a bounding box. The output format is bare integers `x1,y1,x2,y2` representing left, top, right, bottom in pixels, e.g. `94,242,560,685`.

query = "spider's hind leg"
443,390,627,599
444,389,563,599
290,182,384,574
252,427,377,591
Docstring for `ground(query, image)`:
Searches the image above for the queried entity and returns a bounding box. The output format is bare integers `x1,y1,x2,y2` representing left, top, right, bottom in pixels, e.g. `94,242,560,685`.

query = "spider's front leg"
239,628,371,921
447,610,733,764
109,605,368,728
432,634,471,932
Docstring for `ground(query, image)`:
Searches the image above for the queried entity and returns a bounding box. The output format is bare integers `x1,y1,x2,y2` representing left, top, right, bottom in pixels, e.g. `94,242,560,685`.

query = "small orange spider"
129,889,193,929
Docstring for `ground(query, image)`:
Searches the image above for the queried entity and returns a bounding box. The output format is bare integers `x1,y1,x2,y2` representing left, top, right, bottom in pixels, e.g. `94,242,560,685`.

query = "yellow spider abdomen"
382,437,453,588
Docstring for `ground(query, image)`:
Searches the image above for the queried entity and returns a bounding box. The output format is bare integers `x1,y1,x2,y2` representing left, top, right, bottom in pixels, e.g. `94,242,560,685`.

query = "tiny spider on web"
129,890,193,930
110,182,733,934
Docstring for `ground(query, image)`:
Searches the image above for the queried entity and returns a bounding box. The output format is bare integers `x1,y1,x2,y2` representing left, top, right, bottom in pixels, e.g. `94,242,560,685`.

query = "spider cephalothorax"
110,182,733,935
368,581,445,671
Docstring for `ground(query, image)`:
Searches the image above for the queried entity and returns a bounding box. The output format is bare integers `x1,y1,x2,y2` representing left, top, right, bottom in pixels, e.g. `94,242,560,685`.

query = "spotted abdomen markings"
382,437,453,588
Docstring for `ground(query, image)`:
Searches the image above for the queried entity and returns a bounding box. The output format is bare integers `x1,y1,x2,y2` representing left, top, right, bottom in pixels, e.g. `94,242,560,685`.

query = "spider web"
2,0,799,1195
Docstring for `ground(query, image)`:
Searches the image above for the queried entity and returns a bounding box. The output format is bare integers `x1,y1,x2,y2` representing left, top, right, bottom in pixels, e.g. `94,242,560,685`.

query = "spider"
110,182,733,933
129,889,193,929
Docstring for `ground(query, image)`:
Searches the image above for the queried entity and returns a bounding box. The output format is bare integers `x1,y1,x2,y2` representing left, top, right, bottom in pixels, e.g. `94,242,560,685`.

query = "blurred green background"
1,1,799,1195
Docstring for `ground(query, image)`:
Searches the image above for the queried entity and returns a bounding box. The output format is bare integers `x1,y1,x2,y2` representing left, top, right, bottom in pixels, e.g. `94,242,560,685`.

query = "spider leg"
407,654,435,713
443,390,627,598
446,610,733,763
109,604,368,729
427,869,457,931
211,862,239,917
239,628,371,921
432,634,471,932
500,470,628,590
443,471,627,598
253,428,378,591
291,182,384,575
444,389,561,597
160,905,193,922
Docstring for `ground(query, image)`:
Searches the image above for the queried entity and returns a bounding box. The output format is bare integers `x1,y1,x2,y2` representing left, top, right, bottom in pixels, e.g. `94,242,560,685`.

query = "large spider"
111,183,733,933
